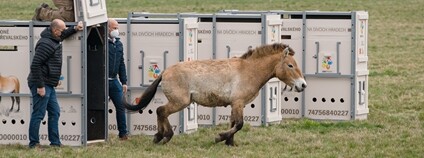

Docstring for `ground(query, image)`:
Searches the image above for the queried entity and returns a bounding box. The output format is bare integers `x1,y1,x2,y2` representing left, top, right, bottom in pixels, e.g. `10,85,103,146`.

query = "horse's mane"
240,43,290,59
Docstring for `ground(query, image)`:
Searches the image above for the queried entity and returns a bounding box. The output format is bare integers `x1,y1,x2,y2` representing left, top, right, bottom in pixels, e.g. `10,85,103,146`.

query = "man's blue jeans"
109,79,128,137
28,84,61,147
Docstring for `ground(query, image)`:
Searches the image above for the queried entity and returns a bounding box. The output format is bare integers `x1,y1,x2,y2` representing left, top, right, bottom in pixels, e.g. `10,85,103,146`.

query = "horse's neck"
242,54,280,87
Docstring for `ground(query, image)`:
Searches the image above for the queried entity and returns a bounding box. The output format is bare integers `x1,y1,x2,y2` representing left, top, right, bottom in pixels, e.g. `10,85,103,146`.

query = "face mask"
110,29,119,38
55,29,64,41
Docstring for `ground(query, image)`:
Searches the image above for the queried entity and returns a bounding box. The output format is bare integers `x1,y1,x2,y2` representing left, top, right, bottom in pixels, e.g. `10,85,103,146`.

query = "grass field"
1,0,423,157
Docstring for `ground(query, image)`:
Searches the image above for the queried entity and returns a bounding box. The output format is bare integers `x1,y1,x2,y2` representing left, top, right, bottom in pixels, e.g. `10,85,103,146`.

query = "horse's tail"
123,74,162,111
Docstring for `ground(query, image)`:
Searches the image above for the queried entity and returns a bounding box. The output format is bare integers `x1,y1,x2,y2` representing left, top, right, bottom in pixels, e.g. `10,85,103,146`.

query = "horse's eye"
288,64,293,68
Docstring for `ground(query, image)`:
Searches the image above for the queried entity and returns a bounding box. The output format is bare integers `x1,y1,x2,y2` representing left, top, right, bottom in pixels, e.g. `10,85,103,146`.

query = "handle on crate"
314,41,341,75
314,42,320,74
139,50,144,87
57,56,72,94
226,45,231,58
163,51,169,69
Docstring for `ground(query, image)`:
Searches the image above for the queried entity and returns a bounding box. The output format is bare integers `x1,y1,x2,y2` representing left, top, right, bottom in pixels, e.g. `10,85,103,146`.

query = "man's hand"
122,84,128,94
74,21,84,31
37,87,46,97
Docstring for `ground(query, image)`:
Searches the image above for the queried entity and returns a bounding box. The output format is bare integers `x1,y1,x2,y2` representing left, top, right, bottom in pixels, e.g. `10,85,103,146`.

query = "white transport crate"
217,10,369,120
302,11,369,120
0,0,110,146
117,14,199,135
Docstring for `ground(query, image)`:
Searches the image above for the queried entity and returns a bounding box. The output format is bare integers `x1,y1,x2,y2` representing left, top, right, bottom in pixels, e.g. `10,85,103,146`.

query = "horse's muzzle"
293,78,307,92
295,86,305,92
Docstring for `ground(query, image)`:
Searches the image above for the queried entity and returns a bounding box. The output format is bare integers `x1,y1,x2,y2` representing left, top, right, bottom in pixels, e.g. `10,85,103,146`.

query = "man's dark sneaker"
119,134,129,141
50,144,63,148
29,143,42,149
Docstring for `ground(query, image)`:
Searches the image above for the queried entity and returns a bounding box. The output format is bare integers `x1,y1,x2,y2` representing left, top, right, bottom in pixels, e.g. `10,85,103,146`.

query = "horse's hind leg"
153,104,166,144
153,120,164,144
155,102,188,144
156,104,175,144
9,96,15,112
215,104,244,146
160,113,175,144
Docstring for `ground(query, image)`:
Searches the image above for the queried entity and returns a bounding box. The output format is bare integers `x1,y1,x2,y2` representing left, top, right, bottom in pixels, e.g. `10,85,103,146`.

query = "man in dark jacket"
107,18,129,140
27,19,83,148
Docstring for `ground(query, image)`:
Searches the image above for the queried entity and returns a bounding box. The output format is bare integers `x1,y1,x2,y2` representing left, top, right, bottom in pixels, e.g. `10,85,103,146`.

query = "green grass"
1,0,424,157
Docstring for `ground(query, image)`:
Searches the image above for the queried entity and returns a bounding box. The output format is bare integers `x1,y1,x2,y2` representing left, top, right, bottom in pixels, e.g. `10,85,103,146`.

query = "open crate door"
180,17,199,133
263,14,283,124
75,0,108,26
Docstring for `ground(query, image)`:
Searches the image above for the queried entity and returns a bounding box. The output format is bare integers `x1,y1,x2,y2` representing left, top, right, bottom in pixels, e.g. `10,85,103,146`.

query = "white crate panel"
197,106,214,126
305,19,352,75
215,23,262,59
60,41,83,94
0,97,31,145
306,19,352,36
305,38,352,75
197,22,214,60
281,91,303,119
0,27,29,46
304,78,351,120
127,24,180,87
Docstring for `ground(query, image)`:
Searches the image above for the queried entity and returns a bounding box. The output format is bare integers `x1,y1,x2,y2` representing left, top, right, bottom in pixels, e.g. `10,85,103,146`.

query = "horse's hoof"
161,137,170,144
153,137,161,144
153,133,163,144
225,139,235,146
215,134,225,143
153,138,161,144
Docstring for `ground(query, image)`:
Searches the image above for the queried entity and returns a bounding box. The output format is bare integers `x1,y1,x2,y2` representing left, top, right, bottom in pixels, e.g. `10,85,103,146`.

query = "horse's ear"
283,46,295,56
283,47,290,56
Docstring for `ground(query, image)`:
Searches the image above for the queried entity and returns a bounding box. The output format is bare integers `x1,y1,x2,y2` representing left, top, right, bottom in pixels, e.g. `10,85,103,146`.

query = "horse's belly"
0,84,15,93
191,92,230,107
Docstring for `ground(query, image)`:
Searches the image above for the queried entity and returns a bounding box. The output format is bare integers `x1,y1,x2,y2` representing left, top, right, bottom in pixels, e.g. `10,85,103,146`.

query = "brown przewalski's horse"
0,74,21,112
123,43,307,146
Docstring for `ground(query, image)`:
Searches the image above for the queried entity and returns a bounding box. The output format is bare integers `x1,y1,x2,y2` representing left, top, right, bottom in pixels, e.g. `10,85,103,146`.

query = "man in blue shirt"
107,18,129,140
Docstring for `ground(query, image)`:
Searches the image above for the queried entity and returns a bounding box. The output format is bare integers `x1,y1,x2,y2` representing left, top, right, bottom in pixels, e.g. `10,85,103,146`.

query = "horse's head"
275,44,307,92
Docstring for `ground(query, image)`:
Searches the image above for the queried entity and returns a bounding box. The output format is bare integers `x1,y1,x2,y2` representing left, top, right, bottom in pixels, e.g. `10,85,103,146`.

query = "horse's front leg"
16,96,20,112
215,105,244,146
